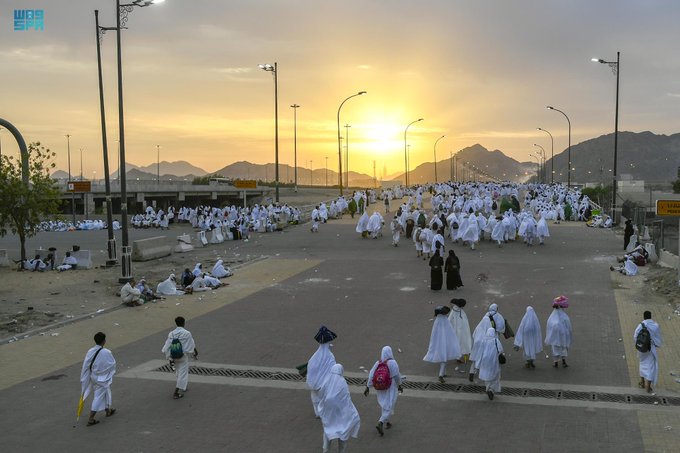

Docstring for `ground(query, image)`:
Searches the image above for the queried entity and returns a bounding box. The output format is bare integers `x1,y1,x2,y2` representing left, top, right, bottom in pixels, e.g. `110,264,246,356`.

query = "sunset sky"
2,0,680,179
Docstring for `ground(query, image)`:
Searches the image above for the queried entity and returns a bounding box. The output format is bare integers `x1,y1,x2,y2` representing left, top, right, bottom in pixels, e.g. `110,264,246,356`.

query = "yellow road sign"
234,180,257,189
656,200,680,216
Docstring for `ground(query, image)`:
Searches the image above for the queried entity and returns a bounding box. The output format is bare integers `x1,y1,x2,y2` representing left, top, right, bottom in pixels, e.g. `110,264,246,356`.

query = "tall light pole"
404,118,423,186
94,9,116,265
324,156,328,187
66,134,75,224
547,106,571,188
156,144,160,184
537,127,554,184
109,0,164,281
337,91,366,196
344,124,351,188
290,104,299,192
592,52,621,223
259,62,279,202
80,148,84,180
309,160,313,186
533,143,545,183
433,135,445,184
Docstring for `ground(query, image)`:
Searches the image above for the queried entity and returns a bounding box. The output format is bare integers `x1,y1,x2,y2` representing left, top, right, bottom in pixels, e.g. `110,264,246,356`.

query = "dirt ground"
0,187,345,341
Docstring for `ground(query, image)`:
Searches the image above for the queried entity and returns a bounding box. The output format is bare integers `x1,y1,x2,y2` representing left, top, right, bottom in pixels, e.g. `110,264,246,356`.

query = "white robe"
156,275,184,296
423,314,462,363
307,343,336,417
634,319,662,384
545,308,572,356
448,306,472,356
211,260,232,278
80,346,116,412
513,307,543,360
477,328,502,392
366,346,402,423
318,364,361,442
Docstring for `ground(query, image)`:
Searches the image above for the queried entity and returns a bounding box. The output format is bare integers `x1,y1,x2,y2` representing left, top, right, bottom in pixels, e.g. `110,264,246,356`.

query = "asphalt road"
0,208,647,452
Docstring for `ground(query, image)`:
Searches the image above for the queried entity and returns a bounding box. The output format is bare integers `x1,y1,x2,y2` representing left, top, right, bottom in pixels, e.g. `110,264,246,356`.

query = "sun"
355,122,403,157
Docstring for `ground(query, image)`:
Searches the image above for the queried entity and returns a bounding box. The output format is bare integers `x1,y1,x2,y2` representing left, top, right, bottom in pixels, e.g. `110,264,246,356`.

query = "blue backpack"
170,337,184,359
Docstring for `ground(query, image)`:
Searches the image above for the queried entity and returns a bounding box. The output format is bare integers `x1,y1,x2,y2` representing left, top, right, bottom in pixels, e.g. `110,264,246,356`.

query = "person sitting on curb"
121,278,143,306
57,251,78,272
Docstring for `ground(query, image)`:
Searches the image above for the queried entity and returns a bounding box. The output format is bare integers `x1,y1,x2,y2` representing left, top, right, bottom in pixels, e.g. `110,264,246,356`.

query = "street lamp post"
325,156,328,187
259,62,279,202
156,144,160,183
344,124,351,189
592,52,621,223
547,106,571,188
337,91,366,196
107,0,165,281
94,9,117,265
433,135,445,184
533,144,545,183
290,104,299,192
449,151,453,181
310,160,313,186
404,118,423,186
66,134,75,224
537,127,554,184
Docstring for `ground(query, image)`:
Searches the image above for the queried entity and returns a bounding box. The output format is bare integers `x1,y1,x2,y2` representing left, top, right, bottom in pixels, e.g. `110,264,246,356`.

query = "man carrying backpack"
162,316,198,399
364,346,403,437
634,311,662,394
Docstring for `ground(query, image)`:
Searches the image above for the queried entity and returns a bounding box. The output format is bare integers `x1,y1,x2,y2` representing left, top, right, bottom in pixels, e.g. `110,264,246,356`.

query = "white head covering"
307,343,336,390
423,314,462,363
545,307,572,348
381,346,394,362
318,364,361,442
477,327,502,382
192,263,202,277
513,306,543,358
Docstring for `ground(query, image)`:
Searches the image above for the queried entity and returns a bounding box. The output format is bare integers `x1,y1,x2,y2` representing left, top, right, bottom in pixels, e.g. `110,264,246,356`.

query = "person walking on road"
477,327,504,400
429,249,444,291
624,219,634,250
423,305,461,383
448,298,472,363
469,303,505,381
444,250,463,290
545,296,572,368
161,316,198,399
513,306,543,369
306,326,337,417
318,364,361,453
364,346,403,437
80,332,117,426
634,311,662,394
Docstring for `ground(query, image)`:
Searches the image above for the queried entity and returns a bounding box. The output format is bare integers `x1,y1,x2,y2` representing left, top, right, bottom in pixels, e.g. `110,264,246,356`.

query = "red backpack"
372,360,392,390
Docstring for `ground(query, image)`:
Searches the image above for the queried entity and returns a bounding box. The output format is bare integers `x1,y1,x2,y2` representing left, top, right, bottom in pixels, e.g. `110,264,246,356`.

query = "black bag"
635,322,651,353
496,340,506,364
492,201,498,210
503,319,515,339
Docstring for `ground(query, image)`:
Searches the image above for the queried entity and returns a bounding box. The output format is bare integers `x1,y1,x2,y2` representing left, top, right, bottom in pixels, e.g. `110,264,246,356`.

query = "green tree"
0,142,62,264
673,179,680,194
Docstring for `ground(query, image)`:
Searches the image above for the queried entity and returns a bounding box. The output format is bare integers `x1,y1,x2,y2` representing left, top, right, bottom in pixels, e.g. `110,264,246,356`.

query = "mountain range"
51,132,680,186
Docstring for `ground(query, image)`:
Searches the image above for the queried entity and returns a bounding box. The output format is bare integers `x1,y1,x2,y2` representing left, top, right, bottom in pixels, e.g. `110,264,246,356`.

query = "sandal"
638,382,645,389
173,393,184,399
87,419,100,426
106,409,116,417
385,422,392,430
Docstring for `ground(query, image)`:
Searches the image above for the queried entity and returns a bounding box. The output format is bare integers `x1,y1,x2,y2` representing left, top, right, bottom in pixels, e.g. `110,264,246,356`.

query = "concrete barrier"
72,250,93,269
0,249,9,267
658,249,679,270
132,236,172,262
174,234,194,253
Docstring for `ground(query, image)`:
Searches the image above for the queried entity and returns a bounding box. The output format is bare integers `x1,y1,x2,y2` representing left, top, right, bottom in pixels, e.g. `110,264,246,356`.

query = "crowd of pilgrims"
307,295,573,451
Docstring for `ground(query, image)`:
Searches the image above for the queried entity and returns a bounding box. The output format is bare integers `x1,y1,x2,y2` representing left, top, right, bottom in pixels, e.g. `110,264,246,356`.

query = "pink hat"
553,295,569,308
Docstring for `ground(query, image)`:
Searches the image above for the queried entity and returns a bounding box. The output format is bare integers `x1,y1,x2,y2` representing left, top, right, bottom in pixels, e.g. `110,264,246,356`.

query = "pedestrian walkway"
612,264,680,450
0,257,320,391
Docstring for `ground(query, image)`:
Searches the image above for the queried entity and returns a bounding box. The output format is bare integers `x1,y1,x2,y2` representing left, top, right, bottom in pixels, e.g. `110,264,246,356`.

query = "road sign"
234,180,257,189
656,199,680,216
67,181,91,193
